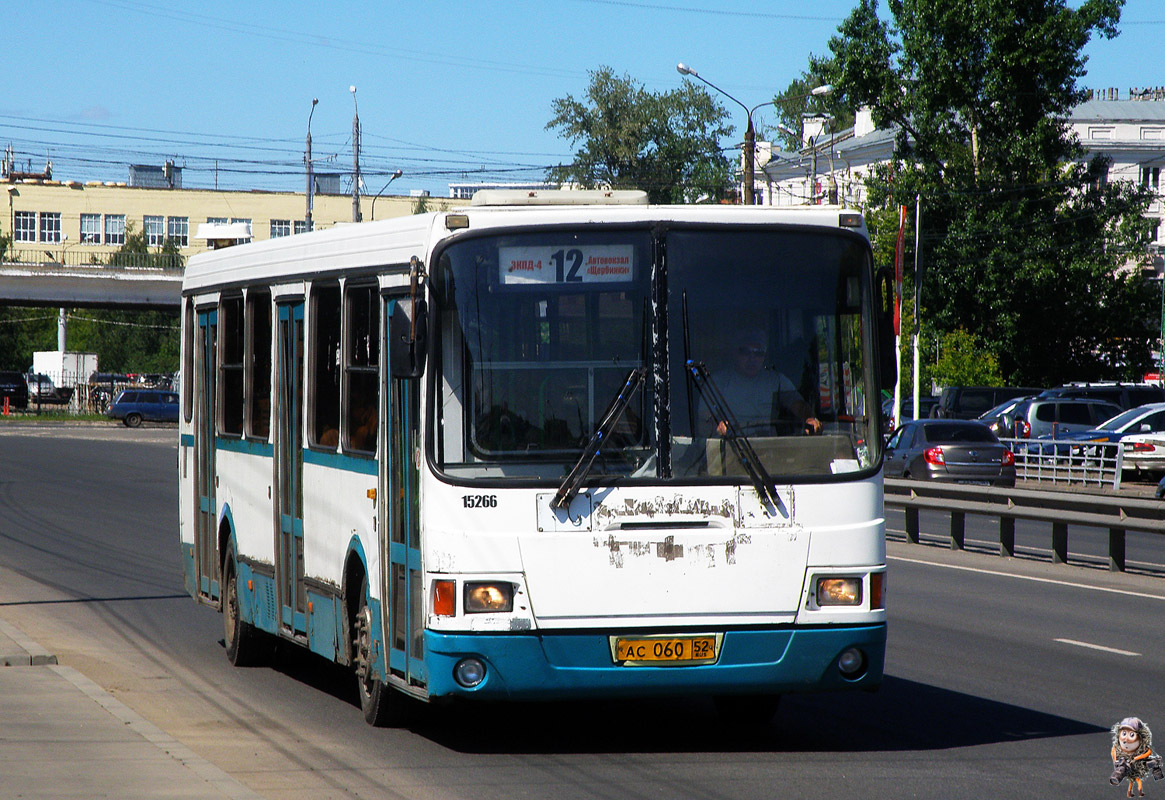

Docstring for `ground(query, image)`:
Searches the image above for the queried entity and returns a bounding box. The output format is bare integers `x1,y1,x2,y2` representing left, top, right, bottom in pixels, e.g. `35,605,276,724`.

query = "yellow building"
2,177,453,267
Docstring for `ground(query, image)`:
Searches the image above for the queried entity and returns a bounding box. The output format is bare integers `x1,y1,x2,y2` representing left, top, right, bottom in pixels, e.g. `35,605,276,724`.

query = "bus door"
383,295,425,687
194,308,220,604
275,301,307,637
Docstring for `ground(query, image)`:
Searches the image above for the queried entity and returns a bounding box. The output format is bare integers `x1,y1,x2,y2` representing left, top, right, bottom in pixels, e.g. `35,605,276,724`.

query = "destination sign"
498,245,635,285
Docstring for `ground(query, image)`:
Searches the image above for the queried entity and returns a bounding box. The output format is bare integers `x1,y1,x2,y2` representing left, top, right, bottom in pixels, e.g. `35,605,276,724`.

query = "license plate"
613,635,718,665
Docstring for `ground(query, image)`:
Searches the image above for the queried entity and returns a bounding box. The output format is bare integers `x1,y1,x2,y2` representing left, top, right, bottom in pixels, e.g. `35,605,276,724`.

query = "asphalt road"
0,423,1162,799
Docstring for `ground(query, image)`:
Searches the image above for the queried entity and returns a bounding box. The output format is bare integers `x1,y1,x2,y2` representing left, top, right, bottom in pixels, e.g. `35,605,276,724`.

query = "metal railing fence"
1002,437,1123,489
884,477,1165,572
2,249,185,271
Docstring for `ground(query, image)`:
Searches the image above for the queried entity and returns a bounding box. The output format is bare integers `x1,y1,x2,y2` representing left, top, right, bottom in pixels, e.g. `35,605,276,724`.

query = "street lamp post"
350,85,361,223
676,63,754,204
306,97,318,231
677,63,831,205
370,170,404,220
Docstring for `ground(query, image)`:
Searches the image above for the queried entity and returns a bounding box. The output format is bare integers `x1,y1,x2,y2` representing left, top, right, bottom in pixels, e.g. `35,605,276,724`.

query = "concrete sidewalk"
0,618,262,799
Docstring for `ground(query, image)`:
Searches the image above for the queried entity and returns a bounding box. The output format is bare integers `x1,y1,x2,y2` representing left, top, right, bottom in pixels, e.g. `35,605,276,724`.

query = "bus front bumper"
423,624,885,700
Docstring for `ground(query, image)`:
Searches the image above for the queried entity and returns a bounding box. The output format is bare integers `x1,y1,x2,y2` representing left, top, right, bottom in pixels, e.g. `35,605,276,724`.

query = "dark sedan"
884,419,1016,487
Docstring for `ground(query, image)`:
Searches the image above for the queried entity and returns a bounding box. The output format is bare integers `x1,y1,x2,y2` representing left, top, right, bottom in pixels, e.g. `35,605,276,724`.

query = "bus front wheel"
223,551,271,667
352,578,410,727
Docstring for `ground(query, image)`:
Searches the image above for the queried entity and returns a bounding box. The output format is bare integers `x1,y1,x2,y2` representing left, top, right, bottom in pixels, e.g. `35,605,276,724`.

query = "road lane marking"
1053,638,1140,657
887,554,1165,602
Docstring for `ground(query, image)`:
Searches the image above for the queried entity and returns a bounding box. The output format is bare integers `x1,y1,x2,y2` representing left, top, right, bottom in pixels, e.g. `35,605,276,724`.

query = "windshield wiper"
686,359,782,511
551,367,646,511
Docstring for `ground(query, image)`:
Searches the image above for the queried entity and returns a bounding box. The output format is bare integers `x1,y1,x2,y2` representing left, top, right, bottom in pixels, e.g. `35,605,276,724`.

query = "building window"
270,219,291,238
80,214,101,244
104,215,126,245
206,217,228,225
14,211,36,242
294,220,310,234
167,216,189,247
38,212,61,243
230,218,252,243
144,215,165,247
1141,166,1161,191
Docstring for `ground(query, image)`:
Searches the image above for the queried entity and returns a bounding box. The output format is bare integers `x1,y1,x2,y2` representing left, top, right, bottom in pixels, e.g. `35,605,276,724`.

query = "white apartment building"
756,90,1165,254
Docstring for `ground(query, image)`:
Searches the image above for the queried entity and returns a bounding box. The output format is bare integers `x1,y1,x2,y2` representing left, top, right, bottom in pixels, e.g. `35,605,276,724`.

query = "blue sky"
3,0,1163,198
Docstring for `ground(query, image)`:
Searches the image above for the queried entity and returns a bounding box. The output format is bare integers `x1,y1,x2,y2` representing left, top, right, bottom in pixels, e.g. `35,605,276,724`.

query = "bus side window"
311,282,342,448
182,299,194,423
246,289,272,439
344,284,378,453
219,295,244,436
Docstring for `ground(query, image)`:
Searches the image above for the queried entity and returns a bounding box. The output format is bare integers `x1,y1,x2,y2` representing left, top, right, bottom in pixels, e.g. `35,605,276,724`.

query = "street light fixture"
370,170,404,220
677,63,831,205
306,97,318,231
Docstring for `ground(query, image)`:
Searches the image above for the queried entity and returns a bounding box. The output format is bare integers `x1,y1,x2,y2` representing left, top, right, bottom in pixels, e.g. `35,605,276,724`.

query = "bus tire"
353,577,409,727
714,694,781,726
223,551,271,667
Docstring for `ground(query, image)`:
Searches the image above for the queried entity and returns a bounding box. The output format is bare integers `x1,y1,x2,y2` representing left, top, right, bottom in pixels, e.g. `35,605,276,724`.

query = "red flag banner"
893,204,907,335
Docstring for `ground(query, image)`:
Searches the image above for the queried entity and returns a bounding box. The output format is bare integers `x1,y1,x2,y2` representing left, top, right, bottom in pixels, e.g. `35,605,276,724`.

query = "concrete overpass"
0,260,181,309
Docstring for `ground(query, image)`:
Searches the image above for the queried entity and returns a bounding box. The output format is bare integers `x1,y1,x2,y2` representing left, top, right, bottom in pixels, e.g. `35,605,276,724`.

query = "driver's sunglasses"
737,347,766,357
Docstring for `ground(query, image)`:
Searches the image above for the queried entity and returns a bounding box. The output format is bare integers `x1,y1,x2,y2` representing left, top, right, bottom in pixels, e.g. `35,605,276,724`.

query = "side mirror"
390,297,427,379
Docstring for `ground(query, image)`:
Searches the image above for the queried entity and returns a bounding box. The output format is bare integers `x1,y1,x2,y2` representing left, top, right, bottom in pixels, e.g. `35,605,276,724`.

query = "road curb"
0,616,58,665
51,664,267,799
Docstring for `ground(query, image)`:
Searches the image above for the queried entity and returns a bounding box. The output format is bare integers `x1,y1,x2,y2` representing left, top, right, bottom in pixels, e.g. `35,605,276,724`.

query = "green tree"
771,59,853,152
546,66,735,203
66,309,179,374
931,328,1004,387
0,308,56,371
823,0,1157,386
107,223,184,270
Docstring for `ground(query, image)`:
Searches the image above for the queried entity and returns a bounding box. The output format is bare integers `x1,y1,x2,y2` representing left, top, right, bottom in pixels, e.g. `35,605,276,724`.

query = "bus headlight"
464,582,513,613
815,577,862,606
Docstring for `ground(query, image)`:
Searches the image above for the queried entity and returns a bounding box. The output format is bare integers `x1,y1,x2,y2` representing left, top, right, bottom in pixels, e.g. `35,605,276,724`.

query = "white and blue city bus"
179,190,891,725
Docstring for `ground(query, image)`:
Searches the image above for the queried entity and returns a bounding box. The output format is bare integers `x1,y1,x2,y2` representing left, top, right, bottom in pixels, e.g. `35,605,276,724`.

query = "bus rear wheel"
223,552,271,667
352,578,410,727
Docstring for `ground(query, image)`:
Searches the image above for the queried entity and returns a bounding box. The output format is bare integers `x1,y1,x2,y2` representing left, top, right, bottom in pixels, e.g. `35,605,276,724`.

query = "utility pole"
350,86,361,223
306,98,318,231
912,196,922,419
743,118,756,205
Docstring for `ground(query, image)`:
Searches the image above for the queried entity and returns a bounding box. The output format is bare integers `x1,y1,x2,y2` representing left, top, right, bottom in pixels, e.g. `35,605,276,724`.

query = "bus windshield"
433,225,881,483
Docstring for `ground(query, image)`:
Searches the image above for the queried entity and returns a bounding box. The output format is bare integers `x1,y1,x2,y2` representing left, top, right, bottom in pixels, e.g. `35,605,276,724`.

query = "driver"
705,328,821,437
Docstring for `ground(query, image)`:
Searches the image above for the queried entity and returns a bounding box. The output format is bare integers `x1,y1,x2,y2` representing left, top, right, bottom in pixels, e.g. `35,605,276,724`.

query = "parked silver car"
884,419,1016,487
1003,397,1122,440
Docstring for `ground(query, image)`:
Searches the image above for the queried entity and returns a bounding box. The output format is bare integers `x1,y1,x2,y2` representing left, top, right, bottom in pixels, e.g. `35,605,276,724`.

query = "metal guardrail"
3,249,185,271
884,477,1165,572
1002,437,1123,489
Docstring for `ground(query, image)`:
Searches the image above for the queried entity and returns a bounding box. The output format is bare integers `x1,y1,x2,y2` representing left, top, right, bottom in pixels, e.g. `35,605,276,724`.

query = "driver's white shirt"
708,368,800,434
